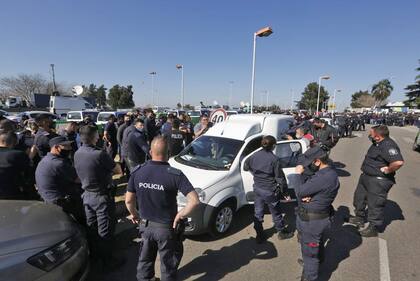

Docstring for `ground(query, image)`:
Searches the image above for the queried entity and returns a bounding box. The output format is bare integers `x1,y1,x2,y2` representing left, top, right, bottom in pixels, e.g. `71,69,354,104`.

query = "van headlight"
177,188,206,205
27,233,83,272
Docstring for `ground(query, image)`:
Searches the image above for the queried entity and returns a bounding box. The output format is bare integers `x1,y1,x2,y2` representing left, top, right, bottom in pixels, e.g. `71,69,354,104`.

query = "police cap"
49,136,73,147
300,145,328,166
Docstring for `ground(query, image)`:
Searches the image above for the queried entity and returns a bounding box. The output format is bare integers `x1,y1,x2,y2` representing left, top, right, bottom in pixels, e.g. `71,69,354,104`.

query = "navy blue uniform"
127,129,150,171
104,121,118,159
34,128,58,158
244,149,288,234
353,137,403,227
74,144,116,260
295,167,339,281
35,152,85,224
0,147,30,199
127,161,194,281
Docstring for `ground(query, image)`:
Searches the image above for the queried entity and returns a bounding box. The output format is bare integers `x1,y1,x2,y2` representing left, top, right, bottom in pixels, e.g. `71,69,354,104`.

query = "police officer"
125,136,199,281
244,135,294,244
349,125,404,237
32,114,58,159
127,118,150,171
74,125,123,268
295,146,340,281
164,119,186,157
35,136,85,224
103,115,118,159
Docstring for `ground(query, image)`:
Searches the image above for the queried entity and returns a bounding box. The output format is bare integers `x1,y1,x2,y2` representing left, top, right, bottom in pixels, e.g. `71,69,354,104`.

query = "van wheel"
209,201,235,237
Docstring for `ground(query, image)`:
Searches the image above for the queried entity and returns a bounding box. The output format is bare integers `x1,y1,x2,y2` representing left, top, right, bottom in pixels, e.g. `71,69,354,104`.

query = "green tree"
83,84,107,107
107,84,135,109
404,60,420,108
298,82,329,112
371,79,393,107
350,90,375,108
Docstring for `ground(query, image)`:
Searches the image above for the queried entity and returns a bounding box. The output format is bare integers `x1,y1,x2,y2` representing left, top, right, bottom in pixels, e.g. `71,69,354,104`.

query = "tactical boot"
359,223,378,237
256,232,267,244
348,215,365,228
278,229,294,240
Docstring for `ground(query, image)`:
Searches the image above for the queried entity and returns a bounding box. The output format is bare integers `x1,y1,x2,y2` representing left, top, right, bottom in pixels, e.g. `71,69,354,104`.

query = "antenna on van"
72,85,84,96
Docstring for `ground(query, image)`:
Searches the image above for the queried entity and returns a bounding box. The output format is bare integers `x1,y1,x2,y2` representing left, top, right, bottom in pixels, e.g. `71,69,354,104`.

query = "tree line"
0,74,135,109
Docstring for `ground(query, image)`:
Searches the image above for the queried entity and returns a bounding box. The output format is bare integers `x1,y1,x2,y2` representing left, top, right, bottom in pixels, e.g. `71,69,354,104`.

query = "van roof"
206,114,294,140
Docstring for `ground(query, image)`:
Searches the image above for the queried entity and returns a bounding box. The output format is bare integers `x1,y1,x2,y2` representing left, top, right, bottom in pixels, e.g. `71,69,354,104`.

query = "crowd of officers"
0,108,406,281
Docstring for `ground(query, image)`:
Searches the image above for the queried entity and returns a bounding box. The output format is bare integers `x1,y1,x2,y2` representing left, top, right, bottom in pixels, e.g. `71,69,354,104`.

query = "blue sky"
1,0,419,109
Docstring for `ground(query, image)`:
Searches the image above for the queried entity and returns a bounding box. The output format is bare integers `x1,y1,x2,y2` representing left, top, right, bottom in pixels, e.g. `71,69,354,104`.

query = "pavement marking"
379,238,391,281
403,137,413,144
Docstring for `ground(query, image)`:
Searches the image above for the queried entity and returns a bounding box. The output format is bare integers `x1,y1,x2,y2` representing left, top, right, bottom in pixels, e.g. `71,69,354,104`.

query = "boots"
256,231,267,244
348,215,365,228
277,229,294,240
359,223,378,237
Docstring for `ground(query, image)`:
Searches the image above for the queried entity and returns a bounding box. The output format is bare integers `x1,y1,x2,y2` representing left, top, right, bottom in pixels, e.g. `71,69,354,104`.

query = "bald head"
151,136,168,161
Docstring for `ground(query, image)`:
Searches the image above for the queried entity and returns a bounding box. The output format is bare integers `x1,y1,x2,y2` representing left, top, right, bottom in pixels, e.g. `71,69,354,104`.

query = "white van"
168,114,309,236
66,110,100,122
50,96,94,116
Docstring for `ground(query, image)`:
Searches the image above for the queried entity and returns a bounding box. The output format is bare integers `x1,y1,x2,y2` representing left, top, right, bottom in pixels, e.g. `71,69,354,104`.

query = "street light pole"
332,89,341,114
50,64,57,93
229,81,234,108
149,72,156,106
316,75,330,116
250,26,273,114
176,65,184,109
290,89,294,111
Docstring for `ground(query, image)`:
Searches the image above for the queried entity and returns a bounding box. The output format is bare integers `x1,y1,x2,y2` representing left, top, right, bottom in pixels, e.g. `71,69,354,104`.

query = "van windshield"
67,112,82,120
97,113,113,122
175,136,243,170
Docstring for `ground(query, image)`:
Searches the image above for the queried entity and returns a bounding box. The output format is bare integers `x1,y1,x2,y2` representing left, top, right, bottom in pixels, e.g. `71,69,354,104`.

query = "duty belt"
297,206,332,221
139,219,172,229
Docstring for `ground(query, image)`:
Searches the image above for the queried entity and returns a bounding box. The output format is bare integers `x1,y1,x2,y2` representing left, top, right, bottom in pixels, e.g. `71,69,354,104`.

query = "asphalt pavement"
88,125,420,281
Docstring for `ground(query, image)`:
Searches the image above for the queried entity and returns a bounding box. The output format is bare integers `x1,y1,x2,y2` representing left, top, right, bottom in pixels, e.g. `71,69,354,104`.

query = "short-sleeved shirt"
74,144,115,192
165,129,185,157
35,153,77,202
0,147,30,199
295,166,340,213
361,137,403,179
34,129,58,158
127,161,194,224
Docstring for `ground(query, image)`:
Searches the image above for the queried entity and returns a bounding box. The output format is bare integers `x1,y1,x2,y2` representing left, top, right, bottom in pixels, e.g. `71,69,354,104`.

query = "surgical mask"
308,162,320,173
136,127,144,133
368,135,376,145
59,149,71,158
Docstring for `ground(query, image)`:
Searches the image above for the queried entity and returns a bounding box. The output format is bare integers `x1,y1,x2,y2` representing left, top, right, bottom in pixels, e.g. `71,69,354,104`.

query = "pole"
151,74,155,106
50,64,56,93
229,81,234,108
266,90,269,108
316,77,322,116
181,67,184,109
290,89,294,111
250,33,257,114
332,89,337,114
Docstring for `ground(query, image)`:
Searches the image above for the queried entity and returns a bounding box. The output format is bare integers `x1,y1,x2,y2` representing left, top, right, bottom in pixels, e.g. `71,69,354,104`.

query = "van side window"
241,137,263,159
275,142,302,168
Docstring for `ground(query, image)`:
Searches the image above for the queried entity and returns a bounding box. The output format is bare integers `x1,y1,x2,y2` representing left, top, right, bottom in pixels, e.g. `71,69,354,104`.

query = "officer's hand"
380,166,389,174
129,214,140,224
173,212,183,229
296,165,305,174
301,197,311,203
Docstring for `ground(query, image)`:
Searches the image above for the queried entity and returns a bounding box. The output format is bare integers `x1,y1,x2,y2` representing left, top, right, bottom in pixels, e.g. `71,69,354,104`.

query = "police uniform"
74,143,116,261
127,160,194,281
311,122,339,150
353,137,403,229
127,128,150,171
243,149,291,241
295,147,340,281
34,128,58,158
104,120,118,159
35,138,85,224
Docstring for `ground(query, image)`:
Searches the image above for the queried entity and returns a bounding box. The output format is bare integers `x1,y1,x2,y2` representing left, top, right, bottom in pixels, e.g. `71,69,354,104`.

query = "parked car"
66,110,100,123
6,111,59,123
96,111,129,125
167,110,186,117
0,109,10,117
169,114,308,236
0,200,89,281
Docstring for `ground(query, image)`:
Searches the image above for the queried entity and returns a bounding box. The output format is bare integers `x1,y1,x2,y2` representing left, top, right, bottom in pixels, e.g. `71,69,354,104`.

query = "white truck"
49,96,94,116
169,114,308,236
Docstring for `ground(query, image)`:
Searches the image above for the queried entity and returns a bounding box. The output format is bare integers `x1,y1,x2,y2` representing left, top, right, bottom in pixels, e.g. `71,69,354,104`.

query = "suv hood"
168,158,229,189
0,200,76,256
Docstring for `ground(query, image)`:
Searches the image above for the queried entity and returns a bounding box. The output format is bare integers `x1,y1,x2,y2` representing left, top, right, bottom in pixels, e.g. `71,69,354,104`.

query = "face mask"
136,127,144,133
59,149,71,158
368,135,376,145
308,162,320,173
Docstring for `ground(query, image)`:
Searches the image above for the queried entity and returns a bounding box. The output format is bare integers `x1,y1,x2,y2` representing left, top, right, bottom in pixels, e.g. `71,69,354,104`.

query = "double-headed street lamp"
250,26,273,114
316,75,330,115
149,71,157,106
176,64,184,109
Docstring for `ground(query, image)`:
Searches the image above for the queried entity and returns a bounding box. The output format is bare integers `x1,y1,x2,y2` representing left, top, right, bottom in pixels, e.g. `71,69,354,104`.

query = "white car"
169,114,308,236
66,110,99,122
6,111,59,123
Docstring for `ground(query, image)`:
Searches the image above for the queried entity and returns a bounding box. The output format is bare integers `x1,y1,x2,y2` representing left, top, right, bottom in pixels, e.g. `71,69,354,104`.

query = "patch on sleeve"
388,148,399,156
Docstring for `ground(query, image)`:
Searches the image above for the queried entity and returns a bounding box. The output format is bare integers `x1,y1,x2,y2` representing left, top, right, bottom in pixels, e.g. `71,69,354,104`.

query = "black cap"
299,145,328,166
49,136,73,147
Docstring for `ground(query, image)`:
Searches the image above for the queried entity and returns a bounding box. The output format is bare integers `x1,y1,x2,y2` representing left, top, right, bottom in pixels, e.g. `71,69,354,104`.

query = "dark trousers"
82,190,116,260
54,196,86,226
137,225,183,281
296,216,331,281
253,189,285,234
353,174,394,227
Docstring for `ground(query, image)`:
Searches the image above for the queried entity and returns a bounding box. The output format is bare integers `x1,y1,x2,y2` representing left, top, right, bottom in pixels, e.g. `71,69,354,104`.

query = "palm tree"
371,79,393,107
404,60,420,108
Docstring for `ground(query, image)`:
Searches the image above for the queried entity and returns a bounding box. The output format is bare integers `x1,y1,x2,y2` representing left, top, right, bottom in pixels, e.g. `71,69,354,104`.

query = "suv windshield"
175,136,243,170
97,113,114,122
